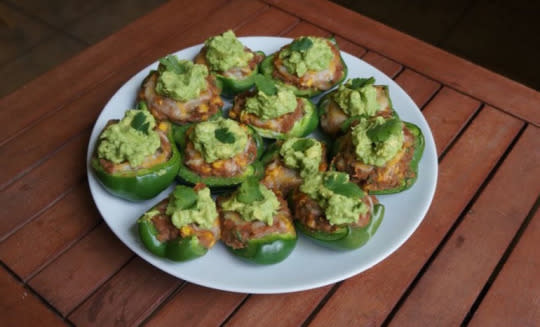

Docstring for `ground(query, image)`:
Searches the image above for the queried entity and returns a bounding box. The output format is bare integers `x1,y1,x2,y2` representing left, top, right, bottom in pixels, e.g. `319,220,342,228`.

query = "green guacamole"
166,186,217,229
97,109,160,167
279,137,323,177
221,183,280,225
190,118,248,163
205,30,253,72
155,57,208,102
351,116,404,167
244,87,297,120
300,171,367,225
333,78,379,116
279,36,334,77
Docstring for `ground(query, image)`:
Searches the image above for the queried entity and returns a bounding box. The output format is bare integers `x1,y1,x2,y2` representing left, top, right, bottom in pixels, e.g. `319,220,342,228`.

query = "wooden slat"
470,205,540,326
422,87,481,156
394,69,441,108
285,21,331,38
234,7,299,36
225,287,332,327
69,257,181,326
389,125,540,325
0,268,66,326
264,0,540,125
361,51,402,78
0,0,229,145
334,36,367,59
0,182,100,280
145,284,246,327
28,223,133,316
0,131,89,241
308,107,523,326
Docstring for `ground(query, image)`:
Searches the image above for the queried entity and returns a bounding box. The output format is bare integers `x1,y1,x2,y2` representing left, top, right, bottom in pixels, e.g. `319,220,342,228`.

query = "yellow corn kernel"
180,226,193,237
158,122,168,132
199,103,209,113
212,161,224,168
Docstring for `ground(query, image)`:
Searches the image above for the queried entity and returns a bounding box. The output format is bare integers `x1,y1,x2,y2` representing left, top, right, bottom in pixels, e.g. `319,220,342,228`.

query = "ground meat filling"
149,197,219,249
320,86,394,135
291,190,375,234
98,124,172,174
183,126,258,177
332,126,416,191
138,72,223,124
272,41,345,91
229,91,305,133
218,196,293,249
194,46,264,79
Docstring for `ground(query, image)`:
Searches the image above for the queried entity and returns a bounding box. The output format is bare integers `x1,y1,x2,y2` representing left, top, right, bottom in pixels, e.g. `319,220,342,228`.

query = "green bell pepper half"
229,232,297,264
91,122,181,201
295,203,384,250
214,51,265,97
137,207,208,262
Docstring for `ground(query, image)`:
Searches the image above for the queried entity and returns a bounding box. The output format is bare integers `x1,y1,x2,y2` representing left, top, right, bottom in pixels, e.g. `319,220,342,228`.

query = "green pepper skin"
214,51,265,97
137,208,208,262
91,122,181,201
229,233,297,264
295,204,384,250
369,122,425,195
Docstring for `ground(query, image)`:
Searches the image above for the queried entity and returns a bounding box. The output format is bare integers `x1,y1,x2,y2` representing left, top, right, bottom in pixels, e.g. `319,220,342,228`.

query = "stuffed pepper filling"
139,55,223,124
332,116,418,192
320,77,395,135
272,36,345,91
183,118,258,177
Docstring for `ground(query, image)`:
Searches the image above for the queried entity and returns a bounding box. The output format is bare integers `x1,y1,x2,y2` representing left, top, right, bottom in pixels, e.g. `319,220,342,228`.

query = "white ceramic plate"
87,37,438,294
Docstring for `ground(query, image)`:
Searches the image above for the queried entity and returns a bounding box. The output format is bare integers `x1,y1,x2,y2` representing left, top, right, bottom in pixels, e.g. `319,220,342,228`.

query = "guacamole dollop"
333,78,379,116
300,171,367,225
190,118,248,163
97,109,160,167
279,137,323,177
221,182,280,225
166,186,217,229
155,56,208,102
279,36,334,77
244,87,297,120
205,30,253,72
351,117,404,167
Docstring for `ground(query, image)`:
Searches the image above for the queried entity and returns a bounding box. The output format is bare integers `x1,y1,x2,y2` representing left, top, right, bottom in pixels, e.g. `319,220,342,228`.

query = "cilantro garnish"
289,37,313,52
214,128,236,144
237,178,264,204
254,74,277,96
349,77,375,90
130,111,150,134
367,118,402,143
171,186,198,210
158,55,186,74
291,138,315,152
323,172,364,198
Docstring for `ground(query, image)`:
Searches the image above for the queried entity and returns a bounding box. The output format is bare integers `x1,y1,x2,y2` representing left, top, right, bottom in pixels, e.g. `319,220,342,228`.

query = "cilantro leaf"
171,186,198,210
254,74,277,96
323,172,364,198
158,55,186,74
237,178,264,204
289,37,313,52
323,172,349,189
349,77,375,90
367,118,402,143
291,138,315,152
214,128,236,144
130,111,150,134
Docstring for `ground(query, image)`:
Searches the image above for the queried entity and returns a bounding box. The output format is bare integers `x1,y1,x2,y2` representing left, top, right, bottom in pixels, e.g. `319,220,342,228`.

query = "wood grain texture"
422,87,481,156
309,107,523,326
234,6,299,36
0,182,100,281
335,36,367,59
28,223,133,315
264,0,540,125
394,69,440,108
0,0,228,145
389,123,539,326
0,130,89,241
69,257,181,327
0,268,66,326
145,284,246,327
285,21,331,38
470,199,540,327
361,51,402,78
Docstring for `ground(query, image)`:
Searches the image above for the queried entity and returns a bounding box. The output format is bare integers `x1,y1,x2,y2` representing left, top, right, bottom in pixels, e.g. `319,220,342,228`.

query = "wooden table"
1,0,538,325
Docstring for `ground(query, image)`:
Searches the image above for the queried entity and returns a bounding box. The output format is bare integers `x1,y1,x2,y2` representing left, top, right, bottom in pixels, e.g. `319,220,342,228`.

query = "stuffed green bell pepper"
217,178,297,264
260,36,347,97
174,118,264,188
290,171,384,250
138,55,224,124
91,108,180,201
137,183,220,261
319,77,397,135
228,75,318,139
260,137,328,197
331,116,425,194
194,30,265,97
